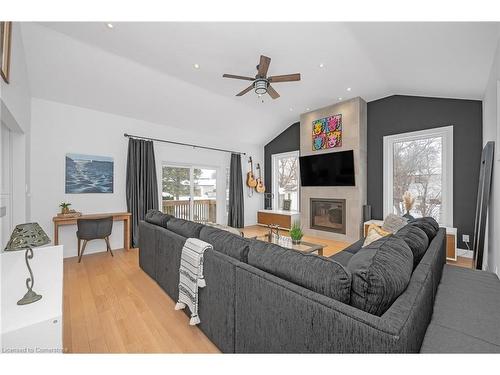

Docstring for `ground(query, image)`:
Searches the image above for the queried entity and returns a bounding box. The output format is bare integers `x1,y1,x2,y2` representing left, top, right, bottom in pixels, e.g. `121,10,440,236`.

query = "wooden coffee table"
254,233,325,256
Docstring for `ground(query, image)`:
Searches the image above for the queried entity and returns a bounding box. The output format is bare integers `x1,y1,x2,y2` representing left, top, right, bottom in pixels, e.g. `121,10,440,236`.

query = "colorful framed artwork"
65,154,114,193
312,114,342,151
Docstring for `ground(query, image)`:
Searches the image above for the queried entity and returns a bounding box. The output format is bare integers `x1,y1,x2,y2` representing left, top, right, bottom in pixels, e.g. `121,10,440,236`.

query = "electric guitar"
255,163,266,193
246,156,258,188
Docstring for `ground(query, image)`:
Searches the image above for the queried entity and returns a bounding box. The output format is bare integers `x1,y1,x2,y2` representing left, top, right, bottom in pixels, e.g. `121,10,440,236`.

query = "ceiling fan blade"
258,55,271,77
268,73,301,83
223,74,255,81
267,85,280,99
236,84,254,96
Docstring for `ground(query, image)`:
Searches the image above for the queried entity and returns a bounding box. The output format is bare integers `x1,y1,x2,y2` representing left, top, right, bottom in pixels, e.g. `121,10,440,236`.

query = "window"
162,164,217,223
272,151,300,211
383,126,453,226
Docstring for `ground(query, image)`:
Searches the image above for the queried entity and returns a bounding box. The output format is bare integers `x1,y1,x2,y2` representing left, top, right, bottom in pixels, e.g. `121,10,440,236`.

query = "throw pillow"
363,224,391,247
347,235,413,316
381,213,408,233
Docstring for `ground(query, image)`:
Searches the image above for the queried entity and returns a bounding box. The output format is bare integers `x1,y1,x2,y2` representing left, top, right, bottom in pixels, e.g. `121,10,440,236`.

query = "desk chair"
77,217,113,263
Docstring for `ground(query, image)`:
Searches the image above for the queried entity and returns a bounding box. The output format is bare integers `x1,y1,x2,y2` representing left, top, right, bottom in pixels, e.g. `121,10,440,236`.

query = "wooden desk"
52,212,132,250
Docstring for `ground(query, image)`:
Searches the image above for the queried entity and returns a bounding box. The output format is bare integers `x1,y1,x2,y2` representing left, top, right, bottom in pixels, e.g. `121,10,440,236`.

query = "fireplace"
310,198,346,234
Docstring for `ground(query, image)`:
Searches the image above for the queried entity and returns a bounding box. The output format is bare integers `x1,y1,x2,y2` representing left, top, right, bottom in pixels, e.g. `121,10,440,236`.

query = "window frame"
271,150,300,211
383,125,454,226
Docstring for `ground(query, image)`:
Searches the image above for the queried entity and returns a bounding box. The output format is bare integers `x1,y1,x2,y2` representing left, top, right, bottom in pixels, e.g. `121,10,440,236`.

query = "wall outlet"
462,234,470,243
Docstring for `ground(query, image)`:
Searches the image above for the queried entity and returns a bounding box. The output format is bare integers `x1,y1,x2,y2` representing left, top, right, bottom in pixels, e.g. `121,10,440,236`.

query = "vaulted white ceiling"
21,22,500,145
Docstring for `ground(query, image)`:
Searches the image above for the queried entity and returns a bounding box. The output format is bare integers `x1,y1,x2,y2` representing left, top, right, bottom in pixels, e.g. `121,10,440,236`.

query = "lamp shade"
4,223,51,251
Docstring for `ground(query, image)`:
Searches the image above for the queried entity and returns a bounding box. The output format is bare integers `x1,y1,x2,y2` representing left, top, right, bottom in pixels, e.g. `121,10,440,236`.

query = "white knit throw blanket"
175,238,212,325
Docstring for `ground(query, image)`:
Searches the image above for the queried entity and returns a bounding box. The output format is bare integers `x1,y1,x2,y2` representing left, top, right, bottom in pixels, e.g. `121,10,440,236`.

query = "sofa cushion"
347,235,413,316
395,224,429,269
166,217,204,238
248,240,351,303
341,238,365,255
407,217,439,242
145,209,173,228
329,251,353,267
420,265,500,353
199,226,250,262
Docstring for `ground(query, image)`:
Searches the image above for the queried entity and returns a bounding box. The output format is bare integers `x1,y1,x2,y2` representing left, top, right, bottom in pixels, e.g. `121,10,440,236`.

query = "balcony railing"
162,199,216,223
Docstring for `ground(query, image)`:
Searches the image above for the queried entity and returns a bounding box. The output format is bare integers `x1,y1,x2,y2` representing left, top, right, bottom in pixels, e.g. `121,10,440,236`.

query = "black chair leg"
77,238,81,258
78,240,88,263
105,237,114,257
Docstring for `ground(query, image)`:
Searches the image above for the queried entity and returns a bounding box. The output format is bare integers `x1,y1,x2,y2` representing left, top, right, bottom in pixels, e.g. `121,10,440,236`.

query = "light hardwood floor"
63,248,219,353
63,225,472,353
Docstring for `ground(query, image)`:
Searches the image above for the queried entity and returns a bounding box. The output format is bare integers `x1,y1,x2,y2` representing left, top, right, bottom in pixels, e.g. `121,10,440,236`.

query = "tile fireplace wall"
300,97,367,243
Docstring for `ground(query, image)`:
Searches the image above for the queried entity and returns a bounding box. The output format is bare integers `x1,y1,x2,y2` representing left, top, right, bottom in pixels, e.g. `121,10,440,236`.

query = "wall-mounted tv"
299,150,355,186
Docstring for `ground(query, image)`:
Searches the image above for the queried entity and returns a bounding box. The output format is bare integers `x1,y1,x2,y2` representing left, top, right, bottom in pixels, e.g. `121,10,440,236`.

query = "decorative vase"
292,239,302,245
62,207,69,214
403,211,415,221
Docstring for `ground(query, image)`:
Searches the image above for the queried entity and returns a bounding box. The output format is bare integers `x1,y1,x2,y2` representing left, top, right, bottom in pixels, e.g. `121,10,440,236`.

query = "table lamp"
4,223,51,305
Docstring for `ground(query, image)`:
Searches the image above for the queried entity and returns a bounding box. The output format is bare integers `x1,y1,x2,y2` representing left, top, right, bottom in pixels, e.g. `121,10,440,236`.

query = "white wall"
482,36,500,276
30,98,263,258
0,23,31,226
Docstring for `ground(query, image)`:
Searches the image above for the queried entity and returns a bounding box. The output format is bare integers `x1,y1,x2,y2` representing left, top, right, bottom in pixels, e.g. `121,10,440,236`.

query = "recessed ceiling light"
346,87,352,92
289,107,294,111
193,63,200,69
106,23,114,29
306,107,310,111
338,97,343,101
319,63,325,68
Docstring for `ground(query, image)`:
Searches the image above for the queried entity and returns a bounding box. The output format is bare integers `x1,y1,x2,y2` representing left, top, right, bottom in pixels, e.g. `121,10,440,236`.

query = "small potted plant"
289,221,304,245
59,202,72,214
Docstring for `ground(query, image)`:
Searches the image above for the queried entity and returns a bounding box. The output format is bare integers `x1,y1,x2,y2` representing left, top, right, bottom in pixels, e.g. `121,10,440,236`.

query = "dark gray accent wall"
367,95,482,248
264,122,300,209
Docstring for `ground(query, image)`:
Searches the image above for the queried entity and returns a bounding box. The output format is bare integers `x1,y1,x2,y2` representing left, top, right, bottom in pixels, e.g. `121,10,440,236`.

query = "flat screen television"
299,150,355,186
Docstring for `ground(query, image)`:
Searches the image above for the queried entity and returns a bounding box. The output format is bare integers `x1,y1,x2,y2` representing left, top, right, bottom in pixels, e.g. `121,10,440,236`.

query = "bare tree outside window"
392,137,443,222
277,156,299,210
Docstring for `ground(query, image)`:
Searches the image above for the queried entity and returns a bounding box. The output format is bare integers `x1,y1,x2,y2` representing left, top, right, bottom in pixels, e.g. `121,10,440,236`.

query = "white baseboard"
457,248,473,258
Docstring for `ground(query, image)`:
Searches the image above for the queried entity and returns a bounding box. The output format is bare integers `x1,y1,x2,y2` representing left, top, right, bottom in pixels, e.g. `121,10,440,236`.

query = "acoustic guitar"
255,163,266,193
246,156,258,188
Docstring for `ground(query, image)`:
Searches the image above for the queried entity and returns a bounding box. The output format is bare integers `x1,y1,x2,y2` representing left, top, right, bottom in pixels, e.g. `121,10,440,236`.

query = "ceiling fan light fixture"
254,79,268,95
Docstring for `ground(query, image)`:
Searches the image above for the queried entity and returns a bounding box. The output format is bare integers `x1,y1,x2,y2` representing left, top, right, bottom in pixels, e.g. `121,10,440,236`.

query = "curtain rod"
124,133,246,156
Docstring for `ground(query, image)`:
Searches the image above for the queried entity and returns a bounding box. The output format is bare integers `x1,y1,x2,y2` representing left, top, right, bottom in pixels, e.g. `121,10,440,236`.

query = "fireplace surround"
310,198,346,234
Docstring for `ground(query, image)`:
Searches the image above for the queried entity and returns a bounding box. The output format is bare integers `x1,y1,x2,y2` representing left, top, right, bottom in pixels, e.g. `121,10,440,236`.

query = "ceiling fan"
223,55,301,99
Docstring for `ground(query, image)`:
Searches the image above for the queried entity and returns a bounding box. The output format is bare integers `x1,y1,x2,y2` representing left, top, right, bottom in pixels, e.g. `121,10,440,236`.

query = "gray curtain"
228,153,245,228
126,138,159,248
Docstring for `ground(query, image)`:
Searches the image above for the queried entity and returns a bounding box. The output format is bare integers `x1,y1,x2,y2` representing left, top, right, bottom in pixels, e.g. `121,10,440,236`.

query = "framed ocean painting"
312,114,342,151
65,154,114,193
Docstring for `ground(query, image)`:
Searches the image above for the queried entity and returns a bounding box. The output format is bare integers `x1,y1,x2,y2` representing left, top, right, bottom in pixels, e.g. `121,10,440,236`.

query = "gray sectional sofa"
138,210,500,353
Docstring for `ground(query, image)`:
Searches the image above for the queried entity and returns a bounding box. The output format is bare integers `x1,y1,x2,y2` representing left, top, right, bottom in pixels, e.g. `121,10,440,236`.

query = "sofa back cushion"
347,235,413,316
166,217,204,238
395,225,429,269
407,217,439,242
248,240,351,303
199,226,250,262
145,209,173,228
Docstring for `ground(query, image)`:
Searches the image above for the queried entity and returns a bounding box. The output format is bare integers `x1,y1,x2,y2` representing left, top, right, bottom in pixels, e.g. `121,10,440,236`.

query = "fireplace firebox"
310,198,346,234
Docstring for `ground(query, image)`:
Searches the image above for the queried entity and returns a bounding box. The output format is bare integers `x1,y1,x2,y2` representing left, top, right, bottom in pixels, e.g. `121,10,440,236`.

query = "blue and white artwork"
65,153,114,194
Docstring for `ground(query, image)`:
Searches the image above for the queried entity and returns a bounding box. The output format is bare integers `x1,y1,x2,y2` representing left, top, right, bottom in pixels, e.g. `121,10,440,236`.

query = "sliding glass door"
162,165,217,223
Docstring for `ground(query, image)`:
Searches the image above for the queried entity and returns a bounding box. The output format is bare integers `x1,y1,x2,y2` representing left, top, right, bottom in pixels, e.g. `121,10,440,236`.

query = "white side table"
1,245,63,353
